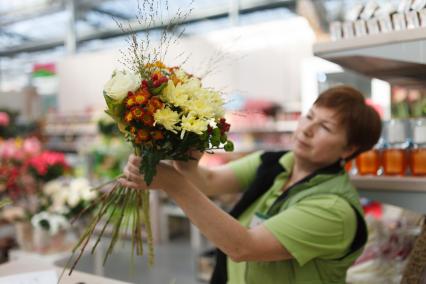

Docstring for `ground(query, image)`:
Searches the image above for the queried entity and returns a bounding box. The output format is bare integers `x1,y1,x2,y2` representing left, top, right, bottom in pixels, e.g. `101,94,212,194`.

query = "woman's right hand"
172,150,203,177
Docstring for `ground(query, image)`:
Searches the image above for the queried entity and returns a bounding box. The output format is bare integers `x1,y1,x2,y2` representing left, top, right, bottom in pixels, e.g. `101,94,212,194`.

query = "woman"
119,85,382,284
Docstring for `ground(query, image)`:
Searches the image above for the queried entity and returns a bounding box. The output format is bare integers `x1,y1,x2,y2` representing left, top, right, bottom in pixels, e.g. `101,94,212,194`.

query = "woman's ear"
341,144,359,161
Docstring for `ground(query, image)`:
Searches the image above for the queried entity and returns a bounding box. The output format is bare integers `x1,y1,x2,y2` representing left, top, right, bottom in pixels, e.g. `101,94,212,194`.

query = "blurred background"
0,0,425,283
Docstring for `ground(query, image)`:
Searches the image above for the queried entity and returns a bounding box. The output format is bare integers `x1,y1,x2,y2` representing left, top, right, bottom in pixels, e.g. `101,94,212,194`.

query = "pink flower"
0,140,21,160
23,137,42,156
0,112,9,127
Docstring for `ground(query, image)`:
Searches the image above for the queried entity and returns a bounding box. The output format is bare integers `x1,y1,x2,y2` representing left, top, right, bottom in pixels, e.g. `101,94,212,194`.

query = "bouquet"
65,0,234,276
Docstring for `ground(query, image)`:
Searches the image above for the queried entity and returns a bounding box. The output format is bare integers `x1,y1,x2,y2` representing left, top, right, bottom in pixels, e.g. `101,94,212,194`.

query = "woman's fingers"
127,160,140,173
129,154,141,165
118,178,144,190
123,168,144,184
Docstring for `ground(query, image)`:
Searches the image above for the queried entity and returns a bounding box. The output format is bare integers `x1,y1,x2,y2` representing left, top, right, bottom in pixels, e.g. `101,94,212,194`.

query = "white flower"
51,190,68,212
81,187,97,201
104,70,141,102
67,190,80,208
43,180,62,195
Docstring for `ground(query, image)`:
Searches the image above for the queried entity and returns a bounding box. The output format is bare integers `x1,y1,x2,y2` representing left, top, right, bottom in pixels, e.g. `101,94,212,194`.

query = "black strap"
267,159,343,216
337,205,368,260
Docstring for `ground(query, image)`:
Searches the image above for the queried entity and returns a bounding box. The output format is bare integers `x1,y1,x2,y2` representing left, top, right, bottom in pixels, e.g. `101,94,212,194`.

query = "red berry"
153,80,161,88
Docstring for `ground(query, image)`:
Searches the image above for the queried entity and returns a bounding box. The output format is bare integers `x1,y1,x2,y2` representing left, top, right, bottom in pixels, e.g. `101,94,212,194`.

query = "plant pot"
33,227,67,254
14,221,33,251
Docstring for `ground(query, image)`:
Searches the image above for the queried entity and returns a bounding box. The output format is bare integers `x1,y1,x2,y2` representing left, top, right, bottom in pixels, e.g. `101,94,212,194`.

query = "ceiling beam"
0,0,296,57
0,30,31,41
90,7,133,20
0,1,64,27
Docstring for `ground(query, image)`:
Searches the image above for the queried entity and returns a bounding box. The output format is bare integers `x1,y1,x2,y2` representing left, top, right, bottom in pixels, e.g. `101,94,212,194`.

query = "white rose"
104,70,141,102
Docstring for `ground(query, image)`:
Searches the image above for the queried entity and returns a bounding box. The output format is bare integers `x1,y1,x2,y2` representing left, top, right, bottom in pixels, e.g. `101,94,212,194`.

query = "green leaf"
139,150,162,185
220,134,227,144
151,84,166,95
113,103,126,118
103,93,115,110
212,128,221,140
211,137,220,147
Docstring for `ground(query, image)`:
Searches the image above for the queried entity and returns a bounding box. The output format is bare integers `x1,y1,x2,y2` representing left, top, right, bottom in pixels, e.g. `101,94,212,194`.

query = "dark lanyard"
267,162,344,216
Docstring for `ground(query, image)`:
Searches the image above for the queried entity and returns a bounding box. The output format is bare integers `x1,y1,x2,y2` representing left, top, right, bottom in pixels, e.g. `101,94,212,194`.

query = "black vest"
210,151,367,284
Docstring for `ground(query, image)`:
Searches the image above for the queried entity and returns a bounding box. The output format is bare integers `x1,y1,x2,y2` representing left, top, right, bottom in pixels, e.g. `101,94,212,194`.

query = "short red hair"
314,85,382,160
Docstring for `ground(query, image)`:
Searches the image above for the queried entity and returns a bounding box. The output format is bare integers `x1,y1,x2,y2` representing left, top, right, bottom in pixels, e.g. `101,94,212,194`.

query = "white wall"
57,17,315,112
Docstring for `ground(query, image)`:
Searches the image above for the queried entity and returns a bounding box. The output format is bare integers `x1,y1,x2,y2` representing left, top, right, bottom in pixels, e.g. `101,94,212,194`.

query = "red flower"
136,129,150,142
147,97,164,113
124,111,134,123
151,130,164,140
134,89,151,105
124,94,137,109
141,112,155,127
131,106,144,120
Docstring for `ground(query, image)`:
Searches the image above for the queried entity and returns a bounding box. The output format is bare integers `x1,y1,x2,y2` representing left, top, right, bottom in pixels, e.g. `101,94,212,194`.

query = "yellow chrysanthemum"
160,81,189,109
188,98,215,119
181,114,208,137
198,89,225,118
153,107,180,133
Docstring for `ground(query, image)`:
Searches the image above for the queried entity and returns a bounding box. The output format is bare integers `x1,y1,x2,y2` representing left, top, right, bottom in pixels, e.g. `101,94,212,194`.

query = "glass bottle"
383,120,409,176
356,148,381,175
410,119,426,176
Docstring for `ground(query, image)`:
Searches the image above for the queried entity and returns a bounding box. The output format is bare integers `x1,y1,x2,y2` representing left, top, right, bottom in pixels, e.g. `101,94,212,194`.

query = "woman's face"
292,105,356,167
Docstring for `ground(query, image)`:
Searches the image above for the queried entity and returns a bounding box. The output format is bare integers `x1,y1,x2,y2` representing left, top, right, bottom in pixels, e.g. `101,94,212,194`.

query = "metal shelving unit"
314,28,426,86
350,176,426,213
314,29,426,214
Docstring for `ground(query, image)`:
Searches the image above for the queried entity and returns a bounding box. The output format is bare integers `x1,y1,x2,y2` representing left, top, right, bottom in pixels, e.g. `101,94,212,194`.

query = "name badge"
249,212,269,228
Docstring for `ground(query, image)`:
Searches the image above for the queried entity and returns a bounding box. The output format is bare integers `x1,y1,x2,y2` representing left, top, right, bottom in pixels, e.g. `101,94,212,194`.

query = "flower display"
31,211,70,235
41,178,97,219
0,137,43,201
0,112,10,127
26,151,69,182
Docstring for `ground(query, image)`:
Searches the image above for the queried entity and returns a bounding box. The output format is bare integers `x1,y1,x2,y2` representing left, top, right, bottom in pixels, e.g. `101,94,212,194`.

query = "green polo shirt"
226,151,358,284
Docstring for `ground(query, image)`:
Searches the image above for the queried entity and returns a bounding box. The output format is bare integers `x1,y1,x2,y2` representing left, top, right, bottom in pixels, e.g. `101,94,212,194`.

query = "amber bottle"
383,120,408,176
410,119,426,176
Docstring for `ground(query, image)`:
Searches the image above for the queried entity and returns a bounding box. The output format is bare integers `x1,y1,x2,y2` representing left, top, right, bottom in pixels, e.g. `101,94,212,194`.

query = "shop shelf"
314,27,426,86
350,176,426,214
230,120,298,134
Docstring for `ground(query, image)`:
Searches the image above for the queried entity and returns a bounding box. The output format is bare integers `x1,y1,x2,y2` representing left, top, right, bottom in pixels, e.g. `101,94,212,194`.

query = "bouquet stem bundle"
65,148,154,276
